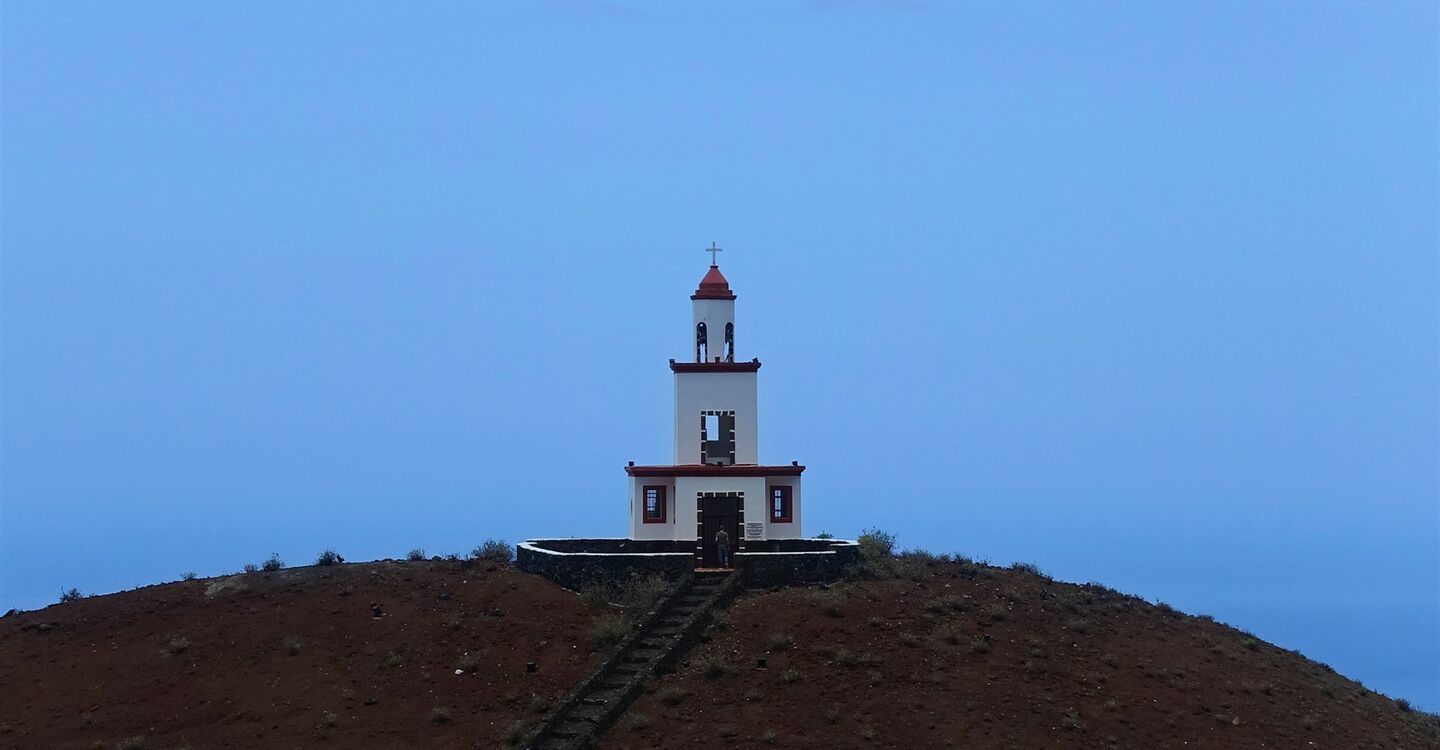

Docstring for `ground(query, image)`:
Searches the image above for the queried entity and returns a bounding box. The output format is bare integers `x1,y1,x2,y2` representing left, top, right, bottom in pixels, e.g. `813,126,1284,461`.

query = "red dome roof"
692,265,736,300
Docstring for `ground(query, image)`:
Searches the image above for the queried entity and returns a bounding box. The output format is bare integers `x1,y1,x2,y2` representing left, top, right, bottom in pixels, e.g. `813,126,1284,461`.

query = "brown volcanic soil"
604,560,1440,750
0,560,601,749
3,557,1436,750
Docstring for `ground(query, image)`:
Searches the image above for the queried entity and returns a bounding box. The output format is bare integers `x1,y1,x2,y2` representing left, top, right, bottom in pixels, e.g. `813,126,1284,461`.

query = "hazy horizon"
2,2,1436,709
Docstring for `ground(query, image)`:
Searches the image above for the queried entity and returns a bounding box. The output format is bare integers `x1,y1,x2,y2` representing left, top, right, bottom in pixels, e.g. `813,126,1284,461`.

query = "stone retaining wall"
734,539,861,587
517,540,693,590
518,537,858,590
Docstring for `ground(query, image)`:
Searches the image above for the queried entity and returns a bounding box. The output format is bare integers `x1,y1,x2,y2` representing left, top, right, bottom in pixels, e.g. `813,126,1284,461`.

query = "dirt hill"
0,560,601,749
606,556,1440,749
2,556,1436,749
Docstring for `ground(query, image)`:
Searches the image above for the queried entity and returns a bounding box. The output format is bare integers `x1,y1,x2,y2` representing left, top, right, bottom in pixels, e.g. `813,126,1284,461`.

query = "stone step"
585,687,624,704
569,704,607,723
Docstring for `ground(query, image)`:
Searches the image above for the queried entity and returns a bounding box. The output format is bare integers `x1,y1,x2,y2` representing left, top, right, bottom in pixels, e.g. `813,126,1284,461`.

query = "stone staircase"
522,570,737,750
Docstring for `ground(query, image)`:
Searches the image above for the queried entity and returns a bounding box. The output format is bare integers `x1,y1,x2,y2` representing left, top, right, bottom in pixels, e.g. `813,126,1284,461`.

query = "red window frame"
769,485,793,523
642,485,667,523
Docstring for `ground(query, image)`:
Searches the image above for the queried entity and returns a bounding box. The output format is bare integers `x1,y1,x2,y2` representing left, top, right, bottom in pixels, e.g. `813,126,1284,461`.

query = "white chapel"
625,251,804,567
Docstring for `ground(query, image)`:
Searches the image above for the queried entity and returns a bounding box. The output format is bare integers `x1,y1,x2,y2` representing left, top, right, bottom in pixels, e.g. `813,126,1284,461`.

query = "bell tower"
626,244,804,553
692,242,736,364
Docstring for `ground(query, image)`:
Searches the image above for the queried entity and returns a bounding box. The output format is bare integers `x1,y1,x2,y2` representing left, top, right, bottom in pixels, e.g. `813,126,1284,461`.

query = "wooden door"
699,493,741,568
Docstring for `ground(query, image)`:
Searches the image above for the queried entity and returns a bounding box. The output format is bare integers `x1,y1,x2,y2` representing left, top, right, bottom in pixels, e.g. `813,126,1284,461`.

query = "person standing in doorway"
715,527,731,568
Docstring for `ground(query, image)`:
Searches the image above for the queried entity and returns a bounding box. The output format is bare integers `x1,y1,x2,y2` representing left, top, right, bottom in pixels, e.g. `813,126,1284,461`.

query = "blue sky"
2,1,1436,708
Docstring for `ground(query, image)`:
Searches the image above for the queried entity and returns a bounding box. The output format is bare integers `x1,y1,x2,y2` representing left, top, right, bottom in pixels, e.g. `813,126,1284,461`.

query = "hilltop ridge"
1,553,1435,749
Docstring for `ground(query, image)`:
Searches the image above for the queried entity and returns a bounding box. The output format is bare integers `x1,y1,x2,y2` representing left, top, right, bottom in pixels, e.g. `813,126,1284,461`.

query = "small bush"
315,549,343,566
471,539,514,563
502,720,528,746
582,573,669,613
702,657,730,679
181,571,197,581
834,648,860,669
430,706,452,723
781,668,799,683
765,632,794,651
579,584,611,609
760,728,779,744
657,686,687,706
58,587,83,603
901,549,946,564
406,548,426,562
1396,698,1413,712
1009,561,1049,580
591,614,631,647
624,712,652,731
456,651,481,674
115,737,146,750
925,594,969,615
899,632,920,648
381,651,404,668
815,531,835,539
1067,618,1091,635
243,563,259,574
527,695,551,714
283,636,302,656
261,553,284,572
938,624,964,646
165,637,190,655
809,589,844,617
1241,637,1260,651
980,604,1008,624
857,528,896,559
969,637,991,654
317,710,338,729
850,528,900,579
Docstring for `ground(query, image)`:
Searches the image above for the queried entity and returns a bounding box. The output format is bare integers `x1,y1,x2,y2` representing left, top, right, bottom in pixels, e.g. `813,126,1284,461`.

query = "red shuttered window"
770,485,792,523
643,486,667,523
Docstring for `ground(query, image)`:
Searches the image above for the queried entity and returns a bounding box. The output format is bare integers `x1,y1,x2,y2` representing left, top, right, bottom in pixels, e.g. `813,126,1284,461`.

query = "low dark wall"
734,541,860,587
526,538,692,554
740,538,851,553
517,542,692,590
519,538,859,590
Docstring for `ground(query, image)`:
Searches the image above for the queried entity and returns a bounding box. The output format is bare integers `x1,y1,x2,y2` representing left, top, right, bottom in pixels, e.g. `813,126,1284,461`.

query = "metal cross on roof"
705,241,722,266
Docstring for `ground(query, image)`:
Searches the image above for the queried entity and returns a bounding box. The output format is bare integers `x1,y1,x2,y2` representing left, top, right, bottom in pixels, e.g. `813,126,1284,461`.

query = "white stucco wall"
673,372,759,465
691,298,735,362
762,478,804,539
627,474,803,541
627,476,679,541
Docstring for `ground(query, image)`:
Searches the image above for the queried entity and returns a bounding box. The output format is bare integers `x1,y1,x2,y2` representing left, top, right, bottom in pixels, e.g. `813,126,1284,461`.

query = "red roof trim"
670,360,761,373
626,464,806,477
692,264,737,300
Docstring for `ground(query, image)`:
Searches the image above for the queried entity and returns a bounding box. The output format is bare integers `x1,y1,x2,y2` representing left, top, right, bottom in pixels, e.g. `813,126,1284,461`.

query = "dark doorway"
698,492,742,568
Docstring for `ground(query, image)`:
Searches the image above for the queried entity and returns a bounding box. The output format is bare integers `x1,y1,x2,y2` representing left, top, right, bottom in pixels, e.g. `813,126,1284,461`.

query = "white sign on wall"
745,522,764,541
